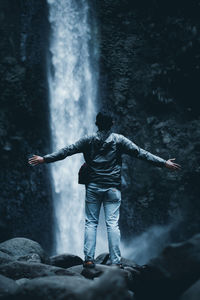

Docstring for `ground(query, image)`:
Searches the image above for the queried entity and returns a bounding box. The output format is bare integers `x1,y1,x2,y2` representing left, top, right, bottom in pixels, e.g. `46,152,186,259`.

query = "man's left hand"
165,158,181,171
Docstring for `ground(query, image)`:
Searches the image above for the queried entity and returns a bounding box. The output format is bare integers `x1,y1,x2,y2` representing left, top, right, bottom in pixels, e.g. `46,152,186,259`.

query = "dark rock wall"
96,0,200,241
1,0,200,254
0,0,53,253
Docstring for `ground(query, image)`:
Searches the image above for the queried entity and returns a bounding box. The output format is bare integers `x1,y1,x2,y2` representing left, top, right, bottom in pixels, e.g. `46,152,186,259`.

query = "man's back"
43,129,167,189
83,131,123,188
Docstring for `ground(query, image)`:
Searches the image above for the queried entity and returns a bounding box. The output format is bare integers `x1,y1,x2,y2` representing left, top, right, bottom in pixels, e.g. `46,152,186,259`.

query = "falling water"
47,0,107,256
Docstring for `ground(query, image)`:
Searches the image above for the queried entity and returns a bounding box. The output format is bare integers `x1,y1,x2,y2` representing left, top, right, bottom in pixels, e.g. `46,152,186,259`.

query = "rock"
16,278,30,286
0,274,19,299
15,275,91,300
95,253,110,264
0,238,49,263
15,269,132,300
66,264,84,275
0,261,83,280
0,250,14,265
17,253,42,263
83,269,132,300
68,264,114,279
120,258,138,268
95,253,138,268
81,267,103,280
50,253,83,268
180,278,200,300
132,234,200,300
68,263,134,288
123,266,142,292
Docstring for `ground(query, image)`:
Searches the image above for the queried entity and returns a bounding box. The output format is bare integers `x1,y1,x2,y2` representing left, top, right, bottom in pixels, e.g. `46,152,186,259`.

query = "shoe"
83,260,95,268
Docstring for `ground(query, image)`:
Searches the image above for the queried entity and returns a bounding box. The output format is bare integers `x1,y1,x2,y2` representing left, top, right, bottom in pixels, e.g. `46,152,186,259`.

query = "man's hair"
95,112,114,131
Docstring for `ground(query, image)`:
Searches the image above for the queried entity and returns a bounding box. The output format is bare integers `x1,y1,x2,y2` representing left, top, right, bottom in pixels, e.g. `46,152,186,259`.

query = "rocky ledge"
0,235,199,300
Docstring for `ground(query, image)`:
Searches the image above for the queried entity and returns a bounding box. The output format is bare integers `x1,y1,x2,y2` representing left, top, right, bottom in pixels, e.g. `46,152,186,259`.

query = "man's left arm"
118,134,181,170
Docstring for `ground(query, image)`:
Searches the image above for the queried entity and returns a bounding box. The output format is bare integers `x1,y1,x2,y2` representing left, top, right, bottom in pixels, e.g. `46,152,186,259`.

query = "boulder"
81,269,132,300
50,253,83,268
180,278,200,300
0,261,83,280
68,263,117,279
95,253,110,264
67,264,105,279
0,274,19,299
0,238,49,263
15,269,131,300
68,263,135,289
17,253,42,263
120,258,138,268
81,266,103,280
63,264,84,275
15,275,91,300
16,278,30,286
132,234,200,300
0,250,14,265
95,253,138,268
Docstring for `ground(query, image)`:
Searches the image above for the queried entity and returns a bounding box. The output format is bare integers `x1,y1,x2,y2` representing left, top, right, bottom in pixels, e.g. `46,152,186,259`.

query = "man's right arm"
28,135,90,166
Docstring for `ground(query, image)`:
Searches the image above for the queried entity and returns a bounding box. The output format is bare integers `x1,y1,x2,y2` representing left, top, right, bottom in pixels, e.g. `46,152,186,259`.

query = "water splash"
47,0,107,256
121,225,172,265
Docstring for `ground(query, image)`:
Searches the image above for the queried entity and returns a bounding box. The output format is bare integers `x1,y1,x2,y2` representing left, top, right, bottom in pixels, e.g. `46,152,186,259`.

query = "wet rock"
67,264,106,279
66,264,84,275
15,269,132,300
133,234,200,300
81,267,103,280
16,278,30,286
180,278,200,300
15,275,91,300
0,250,14,265
50,253,83,268
68,263,134,288
83,269,132,300
95,253,138,268
0,238,49,264
0,274,19,299
17,253,42,263
0,261,82,280
68,263,119,279
120,258,138,268
123,266,142,291
95,253,110,264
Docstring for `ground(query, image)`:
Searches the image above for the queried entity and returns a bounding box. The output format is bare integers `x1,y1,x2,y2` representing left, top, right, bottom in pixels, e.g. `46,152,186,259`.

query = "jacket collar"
96,129,112,141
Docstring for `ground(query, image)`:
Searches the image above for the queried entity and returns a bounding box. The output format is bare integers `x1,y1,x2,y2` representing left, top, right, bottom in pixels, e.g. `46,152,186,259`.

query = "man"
29,112,181,268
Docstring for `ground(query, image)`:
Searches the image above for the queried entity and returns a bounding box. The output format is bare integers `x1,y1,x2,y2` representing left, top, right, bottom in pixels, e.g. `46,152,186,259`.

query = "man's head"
95,112,114,131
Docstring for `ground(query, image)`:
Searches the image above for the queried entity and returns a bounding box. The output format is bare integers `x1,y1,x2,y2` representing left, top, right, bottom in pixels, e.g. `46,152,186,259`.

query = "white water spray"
47,0,107,256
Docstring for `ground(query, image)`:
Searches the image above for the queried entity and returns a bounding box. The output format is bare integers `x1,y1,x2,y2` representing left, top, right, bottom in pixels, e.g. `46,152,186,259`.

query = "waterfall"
47,0,107,256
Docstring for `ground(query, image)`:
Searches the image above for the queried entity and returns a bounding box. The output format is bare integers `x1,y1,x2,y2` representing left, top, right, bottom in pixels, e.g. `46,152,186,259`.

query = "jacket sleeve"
118,134,166,167
43,136,90,163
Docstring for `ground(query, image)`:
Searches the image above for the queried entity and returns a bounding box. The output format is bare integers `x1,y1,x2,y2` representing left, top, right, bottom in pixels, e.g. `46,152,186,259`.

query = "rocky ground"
0,235,199,299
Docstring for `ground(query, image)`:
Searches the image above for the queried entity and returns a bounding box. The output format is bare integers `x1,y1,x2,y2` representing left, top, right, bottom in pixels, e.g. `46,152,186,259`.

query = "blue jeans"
84,182,121,264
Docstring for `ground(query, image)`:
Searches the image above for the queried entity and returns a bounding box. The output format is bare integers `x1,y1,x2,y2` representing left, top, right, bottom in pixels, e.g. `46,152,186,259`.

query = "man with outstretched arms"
29,112,181,268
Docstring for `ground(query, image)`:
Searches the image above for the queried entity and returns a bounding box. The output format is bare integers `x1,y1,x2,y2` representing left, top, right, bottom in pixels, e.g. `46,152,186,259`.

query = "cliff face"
0,0,200,253
0,0,53,253
96,0,200,240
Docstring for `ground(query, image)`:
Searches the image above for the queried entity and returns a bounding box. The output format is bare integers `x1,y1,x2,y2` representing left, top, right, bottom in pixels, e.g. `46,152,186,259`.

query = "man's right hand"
28,155,44,166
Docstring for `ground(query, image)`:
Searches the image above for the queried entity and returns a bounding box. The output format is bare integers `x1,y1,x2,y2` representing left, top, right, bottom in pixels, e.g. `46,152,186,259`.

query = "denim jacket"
43,130,166,188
